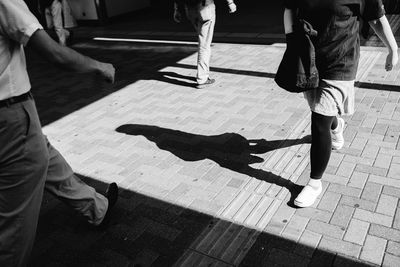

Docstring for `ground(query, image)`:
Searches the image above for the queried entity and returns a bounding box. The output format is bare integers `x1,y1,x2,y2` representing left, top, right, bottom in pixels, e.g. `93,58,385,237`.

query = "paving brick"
344,219,370,245
374,153,393,169
376,194,398,216
265,202,296,235
343,155,374,166
361,182,383,202
360,235,387,265
257,199,282,230
361,145,380,160
295,207,332,223
354,208,393,227
244,196,274,228
221,191,252,219
388,163,400,179
340,195,377,211
369,175,400,189
317,191,342,212
336,162,356,178
387,241,400,257
328,184,362,198
355,164,388,176
309,249,336,267
383,253,400,267
233,193,262,224
318,236,361,258
330,205,354,228
293,230,321,259
306,220,345,239
369,224,400,242
282,215,309,242
383,186,400,198
394,208,400,230
266,248,310,267
220,227,258,264
348,171,369,189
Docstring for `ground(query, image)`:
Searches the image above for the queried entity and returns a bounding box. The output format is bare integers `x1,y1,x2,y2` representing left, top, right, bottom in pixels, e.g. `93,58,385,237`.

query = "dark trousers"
0,97,107,267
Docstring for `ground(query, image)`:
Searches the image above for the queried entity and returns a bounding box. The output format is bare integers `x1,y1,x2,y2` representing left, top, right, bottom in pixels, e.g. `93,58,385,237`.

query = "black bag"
274,19,319,93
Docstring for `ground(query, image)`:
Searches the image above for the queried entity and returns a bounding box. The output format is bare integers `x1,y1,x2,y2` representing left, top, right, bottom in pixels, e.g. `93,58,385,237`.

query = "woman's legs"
310,112,335,179
295,112,335,207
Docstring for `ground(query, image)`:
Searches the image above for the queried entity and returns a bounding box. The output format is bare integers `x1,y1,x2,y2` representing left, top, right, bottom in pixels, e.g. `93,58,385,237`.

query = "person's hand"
173,9,182,23
228,2,237,13
98,63,115,83
385,50,398,71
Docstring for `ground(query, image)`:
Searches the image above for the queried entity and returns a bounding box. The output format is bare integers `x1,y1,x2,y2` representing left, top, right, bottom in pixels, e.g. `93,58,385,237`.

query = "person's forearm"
284,8,295,34
52,45,103,73
29,29,102,74
226,0,235,5
369,16,398,53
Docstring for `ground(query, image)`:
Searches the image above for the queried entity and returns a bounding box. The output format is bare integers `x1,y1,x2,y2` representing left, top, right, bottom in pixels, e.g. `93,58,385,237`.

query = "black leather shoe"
97,182,118,228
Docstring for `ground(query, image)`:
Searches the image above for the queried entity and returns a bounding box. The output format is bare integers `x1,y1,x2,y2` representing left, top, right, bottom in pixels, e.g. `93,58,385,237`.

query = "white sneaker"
294,184,322,208
331,117,344,150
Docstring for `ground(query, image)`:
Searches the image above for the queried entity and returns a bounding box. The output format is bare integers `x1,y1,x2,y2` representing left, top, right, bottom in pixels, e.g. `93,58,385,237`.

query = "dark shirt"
284,0,385,80
175,0,206,7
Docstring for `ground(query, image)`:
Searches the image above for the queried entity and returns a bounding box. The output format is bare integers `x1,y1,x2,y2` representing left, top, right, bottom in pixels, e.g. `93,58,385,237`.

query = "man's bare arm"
27,29,115,82
369,16,398,71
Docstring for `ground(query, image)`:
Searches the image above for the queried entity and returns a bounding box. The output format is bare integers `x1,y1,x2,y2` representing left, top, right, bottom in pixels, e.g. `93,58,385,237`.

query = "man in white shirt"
0,1,117,266
173,0,237,88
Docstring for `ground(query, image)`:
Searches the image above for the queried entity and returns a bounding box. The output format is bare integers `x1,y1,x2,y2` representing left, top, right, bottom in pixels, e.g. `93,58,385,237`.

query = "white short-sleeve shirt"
0,0,43,100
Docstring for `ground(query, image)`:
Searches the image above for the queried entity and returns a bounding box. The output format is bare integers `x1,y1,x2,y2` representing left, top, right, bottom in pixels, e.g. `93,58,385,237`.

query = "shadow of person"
140,71,197,88
116,124,311,207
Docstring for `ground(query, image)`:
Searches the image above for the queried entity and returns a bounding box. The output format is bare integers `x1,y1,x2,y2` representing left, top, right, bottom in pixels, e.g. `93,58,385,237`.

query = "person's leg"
196,4,216,85
295,112,335,207
0,99,48,266
50,0,69,46
44,139,108,225
310,112,335,179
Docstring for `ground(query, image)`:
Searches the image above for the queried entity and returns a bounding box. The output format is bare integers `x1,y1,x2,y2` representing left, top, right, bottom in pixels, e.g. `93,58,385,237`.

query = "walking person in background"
0,1,118,266
39,0,76,46
173,0,237,88
283,0,398,207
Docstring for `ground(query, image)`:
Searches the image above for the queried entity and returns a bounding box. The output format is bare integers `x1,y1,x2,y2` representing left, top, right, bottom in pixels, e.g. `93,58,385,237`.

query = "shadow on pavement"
116,124,312,206
26,41,198,126
31,175,374,267
175,63,276,78
355,81,400,92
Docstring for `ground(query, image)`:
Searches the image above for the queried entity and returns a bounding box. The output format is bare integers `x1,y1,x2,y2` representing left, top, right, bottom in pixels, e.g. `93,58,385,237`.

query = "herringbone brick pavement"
27,34,400,266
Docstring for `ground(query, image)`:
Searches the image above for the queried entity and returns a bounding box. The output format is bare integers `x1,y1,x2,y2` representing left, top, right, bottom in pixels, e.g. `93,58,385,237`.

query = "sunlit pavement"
28,13,400,267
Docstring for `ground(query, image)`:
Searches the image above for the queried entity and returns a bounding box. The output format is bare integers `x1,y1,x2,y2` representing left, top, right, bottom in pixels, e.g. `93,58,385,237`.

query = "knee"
311,112,334,134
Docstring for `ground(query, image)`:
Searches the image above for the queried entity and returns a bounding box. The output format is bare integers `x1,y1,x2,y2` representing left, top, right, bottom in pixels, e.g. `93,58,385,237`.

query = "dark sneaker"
197,78,215,89
97,182,118,228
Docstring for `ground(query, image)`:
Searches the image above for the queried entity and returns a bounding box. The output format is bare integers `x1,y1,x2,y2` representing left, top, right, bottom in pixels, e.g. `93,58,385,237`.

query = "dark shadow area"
31,174,375,267
142,71,197,88
68,1,285,44
355,81,400,92
26,41,198,126
116,124,312,206
174,63,276,78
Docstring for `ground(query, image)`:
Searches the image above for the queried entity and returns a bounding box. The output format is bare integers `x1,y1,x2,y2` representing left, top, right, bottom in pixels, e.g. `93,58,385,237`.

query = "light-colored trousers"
186,1,216,84
45,0,76,45
0,97,107,267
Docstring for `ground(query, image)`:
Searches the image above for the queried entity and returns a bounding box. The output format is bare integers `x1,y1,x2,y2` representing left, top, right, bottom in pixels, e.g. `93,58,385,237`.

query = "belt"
0,91,32,108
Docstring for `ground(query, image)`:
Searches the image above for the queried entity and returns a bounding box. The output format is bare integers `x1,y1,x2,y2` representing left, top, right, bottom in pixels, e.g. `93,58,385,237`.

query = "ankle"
308,178,322,189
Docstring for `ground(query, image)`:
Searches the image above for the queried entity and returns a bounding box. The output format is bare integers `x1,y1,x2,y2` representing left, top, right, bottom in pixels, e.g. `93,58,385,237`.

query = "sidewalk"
28,14,400,267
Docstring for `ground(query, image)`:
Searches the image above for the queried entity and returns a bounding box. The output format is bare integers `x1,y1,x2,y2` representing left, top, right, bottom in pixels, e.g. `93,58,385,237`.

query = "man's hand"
173,9,182,23
228,2,237,13
98,63,115,83
385,50,398,71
